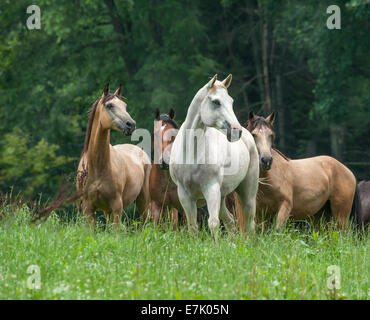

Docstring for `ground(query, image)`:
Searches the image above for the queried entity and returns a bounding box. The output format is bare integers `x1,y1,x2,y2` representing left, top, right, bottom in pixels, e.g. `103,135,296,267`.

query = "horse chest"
86,179,118,206
257,174,288,212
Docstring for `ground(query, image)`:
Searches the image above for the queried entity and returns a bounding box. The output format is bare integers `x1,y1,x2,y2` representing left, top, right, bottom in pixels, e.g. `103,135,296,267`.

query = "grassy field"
0,205,369,300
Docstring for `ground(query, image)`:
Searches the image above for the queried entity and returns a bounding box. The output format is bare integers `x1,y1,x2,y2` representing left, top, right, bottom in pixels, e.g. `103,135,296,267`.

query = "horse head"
200,74,242,142
246,110,276,170
97,83,136,136
153,108,179,169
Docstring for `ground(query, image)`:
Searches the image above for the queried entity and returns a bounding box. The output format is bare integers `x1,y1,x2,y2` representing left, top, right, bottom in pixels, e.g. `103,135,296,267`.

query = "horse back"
291,155,355,187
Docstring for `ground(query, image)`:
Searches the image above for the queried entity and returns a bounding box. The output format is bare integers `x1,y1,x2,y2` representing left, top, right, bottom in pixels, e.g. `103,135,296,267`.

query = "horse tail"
350,181,362,230
232,192,245,232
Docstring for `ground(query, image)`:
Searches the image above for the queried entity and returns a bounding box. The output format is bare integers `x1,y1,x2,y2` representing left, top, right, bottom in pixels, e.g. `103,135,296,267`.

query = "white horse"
169,74,259,239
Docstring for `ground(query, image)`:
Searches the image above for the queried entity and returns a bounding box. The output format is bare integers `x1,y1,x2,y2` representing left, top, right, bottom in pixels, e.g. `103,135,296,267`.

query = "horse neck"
87,109,111,175
259,148,287,178
181,87,207,131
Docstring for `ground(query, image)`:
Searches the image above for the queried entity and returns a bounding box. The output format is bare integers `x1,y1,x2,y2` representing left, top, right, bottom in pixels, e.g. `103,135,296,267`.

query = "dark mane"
246,115,290,162
81,93,118,157
272,148,290,161
246,116,272,132
158,114,179,129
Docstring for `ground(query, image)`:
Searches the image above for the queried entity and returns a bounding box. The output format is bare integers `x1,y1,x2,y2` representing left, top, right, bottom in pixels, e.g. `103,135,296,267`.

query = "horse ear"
155,109,160,120
222,74,232,88
248,110,255,120
207,74,217,90
114,84,123,96
266,112,275,126
169,108,175,119
103,83,110,96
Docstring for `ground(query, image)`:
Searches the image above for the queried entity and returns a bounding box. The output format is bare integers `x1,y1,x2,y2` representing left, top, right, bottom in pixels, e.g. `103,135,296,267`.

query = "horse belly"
122,167,145,208
291,187,330,219
114,144,149,208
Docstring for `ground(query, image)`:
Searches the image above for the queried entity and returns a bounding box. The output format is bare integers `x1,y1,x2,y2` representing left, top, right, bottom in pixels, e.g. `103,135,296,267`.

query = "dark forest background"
0,0,369,200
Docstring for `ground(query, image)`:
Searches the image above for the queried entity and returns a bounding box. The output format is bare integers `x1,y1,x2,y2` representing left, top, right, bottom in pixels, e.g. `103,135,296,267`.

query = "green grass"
0,205,369,300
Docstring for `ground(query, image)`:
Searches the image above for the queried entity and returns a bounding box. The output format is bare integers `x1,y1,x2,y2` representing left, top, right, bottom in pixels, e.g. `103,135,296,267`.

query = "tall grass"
0,203,368,300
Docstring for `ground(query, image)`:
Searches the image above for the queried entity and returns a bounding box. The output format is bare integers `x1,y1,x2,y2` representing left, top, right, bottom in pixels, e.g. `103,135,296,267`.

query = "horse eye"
213,99,221,106
106,103,114,110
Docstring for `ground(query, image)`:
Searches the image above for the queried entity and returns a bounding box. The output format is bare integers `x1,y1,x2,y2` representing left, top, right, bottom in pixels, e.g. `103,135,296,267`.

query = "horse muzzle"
226,125,242,142
120,120,136,136
260,156,273,171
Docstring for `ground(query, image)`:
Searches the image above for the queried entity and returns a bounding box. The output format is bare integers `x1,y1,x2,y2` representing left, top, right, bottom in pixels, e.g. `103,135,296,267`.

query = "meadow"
0,204,368,300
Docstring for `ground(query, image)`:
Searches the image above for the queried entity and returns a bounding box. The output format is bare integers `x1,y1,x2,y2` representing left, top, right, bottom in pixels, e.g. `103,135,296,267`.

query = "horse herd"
75,75,369,239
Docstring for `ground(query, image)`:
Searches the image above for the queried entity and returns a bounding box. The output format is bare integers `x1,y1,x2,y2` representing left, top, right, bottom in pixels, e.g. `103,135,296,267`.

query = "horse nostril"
126,121,136,130
261,157,273,166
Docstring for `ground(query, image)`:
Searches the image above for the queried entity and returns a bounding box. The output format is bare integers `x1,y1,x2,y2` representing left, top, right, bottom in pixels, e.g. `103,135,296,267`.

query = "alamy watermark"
27,264,41,290
326,5,341,30
327,265,341,290
131,127,241,176
26,5,41,30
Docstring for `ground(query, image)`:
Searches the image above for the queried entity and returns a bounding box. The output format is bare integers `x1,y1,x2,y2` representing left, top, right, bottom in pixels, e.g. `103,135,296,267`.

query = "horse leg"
137,165,151,221
329,197,352,230
203,182,221,242
151,200,161,225
236,146,259,234
171,208,179,230
219,196,236,234
111,198,123,230
177,185,198,234
83,202,96,230
275,201,292,230
236,173,259,234
104,211,112,224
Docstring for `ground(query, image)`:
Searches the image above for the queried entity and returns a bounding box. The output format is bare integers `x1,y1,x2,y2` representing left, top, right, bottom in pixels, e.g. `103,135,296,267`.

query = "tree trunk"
306,139,317,157
247,2,265,107
261,17,271,113
330,125,344,161
275,74,285,150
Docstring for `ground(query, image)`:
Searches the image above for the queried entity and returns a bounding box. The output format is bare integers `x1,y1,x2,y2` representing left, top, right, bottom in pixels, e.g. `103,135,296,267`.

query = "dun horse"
77,83,151,228
169,74,259,239
149,108,184,228
246,111,358,229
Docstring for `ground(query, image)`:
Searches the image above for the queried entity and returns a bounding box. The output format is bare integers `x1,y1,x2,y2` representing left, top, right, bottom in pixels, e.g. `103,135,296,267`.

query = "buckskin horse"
246,110,359,230
77,83,151,228
169,74,259,240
